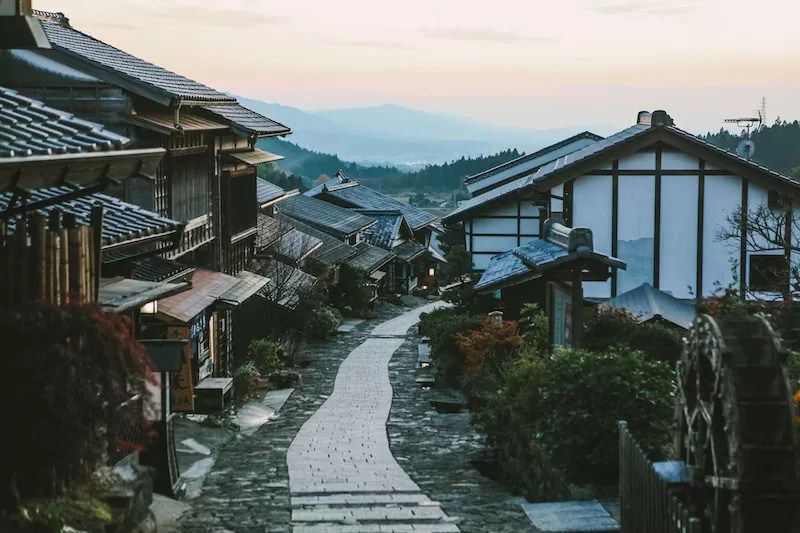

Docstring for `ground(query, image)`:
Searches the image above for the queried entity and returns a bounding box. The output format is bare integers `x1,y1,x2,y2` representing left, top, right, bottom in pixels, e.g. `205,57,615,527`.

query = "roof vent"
637,111,651,125
651,110,674,127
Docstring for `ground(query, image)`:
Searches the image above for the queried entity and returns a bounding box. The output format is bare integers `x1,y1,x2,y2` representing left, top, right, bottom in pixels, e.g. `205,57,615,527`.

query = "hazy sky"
36,0,800,133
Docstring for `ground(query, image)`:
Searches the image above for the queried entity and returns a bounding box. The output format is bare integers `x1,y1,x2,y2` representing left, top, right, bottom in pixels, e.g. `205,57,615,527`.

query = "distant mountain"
238,97,619,168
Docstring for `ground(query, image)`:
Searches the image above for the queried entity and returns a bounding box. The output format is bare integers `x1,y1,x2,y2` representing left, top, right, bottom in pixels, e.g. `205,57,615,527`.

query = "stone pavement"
286,301,459,532
176,299,537,532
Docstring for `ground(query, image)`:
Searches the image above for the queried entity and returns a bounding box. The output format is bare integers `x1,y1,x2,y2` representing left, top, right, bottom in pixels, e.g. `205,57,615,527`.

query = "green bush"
420,308,483,386
534,347,674,485
247,338,284,375
267,368,303,389
584,307,684,362
233,361,261,399
332,265,375,317
307,306,343,338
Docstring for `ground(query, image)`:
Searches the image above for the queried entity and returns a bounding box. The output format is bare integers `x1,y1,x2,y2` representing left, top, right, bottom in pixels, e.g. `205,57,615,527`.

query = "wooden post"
30,214,47,302
48,210,62,305
16,217,28,303
90,204,104,304
0,221,6,305
571,264,583,349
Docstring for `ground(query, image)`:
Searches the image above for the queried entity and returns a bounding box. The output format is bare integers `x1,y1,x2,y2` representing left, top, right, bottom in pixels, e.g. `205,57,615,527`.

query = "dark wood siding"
169,154,210,222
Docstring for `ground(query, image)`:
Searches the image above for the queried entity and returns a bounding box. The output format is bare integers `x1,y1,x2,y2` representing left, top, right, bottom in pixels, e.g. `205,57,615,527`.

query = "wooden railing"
0,208,102,306
618,421,702,533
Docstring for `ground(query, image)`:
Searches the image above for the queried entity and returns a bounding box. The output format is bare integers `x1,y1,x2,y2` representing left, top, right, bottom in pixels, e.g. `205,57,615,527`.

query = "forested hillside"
259,136,525,192
702,120,800,175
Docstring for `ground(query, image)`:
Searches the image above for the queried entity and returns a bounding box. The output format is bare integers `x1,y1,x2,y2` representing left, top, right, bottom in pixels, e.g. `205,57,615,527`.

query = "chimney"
0,0,51,49
650,110,674,127
637,111,652,126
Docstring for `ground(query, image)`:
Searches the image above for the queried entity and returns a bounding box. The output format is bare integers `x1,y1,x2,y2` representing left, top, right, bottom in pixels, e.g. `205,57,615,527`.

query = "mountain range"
237,97,619,169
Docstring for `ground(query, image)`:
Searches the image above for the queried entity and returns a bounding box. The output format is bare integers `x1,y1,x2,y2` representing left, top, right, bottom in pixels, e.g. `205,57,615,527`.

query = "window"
169,154,210,222
749,254,789,292
224,172,257,237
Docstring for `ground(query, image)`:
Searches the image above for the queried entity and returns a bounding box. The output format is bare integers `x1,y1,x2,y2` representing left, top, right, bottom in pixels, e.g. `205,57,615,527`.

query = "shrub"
455,318,523,377
0,303,154,509
420,308,483,386
332,265,375,317
307,306,343,338
518,303,550,356
233,361,261,400
267,368,303,389
584,307,684,362
534,347,674,486
247,338,284,375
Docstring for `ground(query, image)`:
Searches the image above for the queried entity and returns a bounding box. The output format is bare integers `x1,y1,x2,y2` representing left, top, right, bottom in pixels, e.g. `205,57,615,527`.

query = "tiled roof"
256,179,287,206
0,85,129,157
260,261,317,310
0,186,181,248
465,132,602,195
256,213,290,250
157,268,240,323
275,194,376,239
304,174,344,197
344,242,396,274
474,251,533,291
228,148,283,166
38,16,234,104
127,110,228,134
218,270,270,306
273,228,323,263
360,211,404,249
443,174,530,223
273,212,359,266
131,256,194,283
99,277,189,313
392,241,427,263
202,104,291,137
317,175,437,231
602,283,696,329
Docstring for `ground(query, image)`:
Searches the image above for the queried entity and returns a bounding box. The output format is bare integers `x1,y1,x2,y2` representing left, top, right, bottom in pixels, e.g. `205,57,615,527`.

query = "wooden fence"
618,421,702,533
0,206,103,306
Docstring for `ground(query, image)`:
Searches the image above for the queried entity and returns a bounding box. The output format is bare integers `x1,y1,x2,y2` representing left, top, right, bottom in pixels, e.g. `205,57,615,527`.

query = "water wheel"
677,314,799,532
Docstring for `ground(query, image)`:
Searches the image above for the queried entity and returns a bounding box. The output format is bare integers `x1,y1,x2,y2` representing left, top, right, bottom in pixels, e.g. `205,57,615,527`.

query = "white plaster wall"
702,175,742,295
472,235,518,253
484,199,519,217
619,151,656,170
617,175,655,294
573,175,612,297
662,152,699,170
520,218,541,235
472,253,493,271
520,202,541,217
472,217,517,234
660,175,698,298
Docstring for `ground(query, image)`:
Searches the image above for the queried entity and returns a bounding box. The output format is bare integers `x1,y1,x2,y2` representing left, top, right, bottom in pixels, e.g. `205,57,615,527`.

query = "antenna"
724,99,764,160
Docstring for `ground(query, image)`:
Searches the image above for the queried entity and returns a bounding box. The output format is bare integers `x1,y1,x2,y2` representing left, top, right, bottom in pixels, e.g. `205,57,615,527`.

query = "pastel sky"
36,0,800,133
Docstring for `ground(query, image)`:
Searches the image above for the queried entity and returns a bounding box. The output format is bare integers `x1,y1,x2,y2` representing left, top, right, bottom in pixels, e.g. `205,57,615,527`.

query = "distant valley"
238,97,619,169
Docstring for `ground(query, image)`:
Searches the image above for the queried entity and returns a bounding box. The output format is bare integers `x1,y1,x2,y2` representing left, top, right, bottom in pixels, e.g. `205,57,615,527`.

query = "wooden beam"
564,180,574,226
654,148,662,289
571,264,583,349
697,160,705,300
611,160,619,297
740,179,748,298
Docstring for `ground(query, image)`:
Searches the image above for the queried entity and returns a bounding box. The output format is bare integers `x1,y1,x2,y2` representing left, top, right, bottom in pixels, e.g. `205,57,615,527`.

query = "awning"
127,110,228,134
227,148,284,166
217,270,270,308
99,277,189,313
369,270,387,281
157,268,240,323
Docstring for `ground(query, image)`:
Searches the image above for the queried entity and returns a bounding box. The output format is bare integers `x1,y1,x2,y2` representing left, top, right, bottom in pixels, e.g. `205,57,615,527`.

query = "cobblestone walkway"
287,301,458,532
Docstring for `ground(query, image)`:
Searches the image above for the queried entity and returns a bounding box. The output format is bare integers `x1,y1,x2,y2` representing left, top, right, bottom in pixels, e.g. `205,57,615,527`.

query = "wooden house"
0,9,291,275
306,172,444,293
447,110,800,302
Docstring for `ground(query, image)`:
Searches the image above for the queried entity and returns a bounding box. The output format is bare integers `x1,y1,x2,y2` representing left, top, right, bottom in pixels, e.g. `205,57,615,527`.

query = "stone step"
293,523,460,533
292,492,431,506
291,502,450,522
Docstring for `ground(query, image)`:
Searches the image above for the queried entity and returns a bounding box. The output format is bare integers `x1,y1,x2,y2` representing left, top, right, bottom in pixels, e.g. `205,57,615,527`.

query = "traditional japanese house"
474,220,625,347
257,178,297,214
0,8,291,276
306,172,444,293
275,193,376,245
448,110,800,303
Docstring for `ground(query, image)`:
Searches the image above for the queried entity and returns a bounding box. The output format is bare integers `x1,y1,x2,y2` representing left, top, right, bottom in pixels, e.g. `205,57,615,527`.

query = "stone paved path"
287,302,459,532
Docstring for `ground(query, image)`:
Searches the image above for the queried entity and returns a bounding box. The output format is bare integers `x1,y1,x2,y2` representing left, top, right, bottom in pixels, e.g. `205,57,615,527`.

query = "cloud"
589,1,695,16
330,39,419,51
423,28,554,45
105,0,285,29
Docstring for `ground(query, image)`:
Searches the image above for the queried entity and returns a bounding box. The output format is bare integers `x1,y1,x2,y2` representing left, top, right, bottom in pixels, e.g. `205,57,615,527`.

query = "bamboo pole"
69,226,81,302
90,204,104,304
79,226,88,303
60,227,70,304
48,210,62,305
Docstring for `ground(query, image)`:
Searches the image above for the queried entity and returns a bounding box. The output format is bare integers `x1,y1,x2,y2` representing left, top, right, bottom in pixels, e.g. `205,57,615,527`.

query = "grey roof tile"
474,250,536,291
444,174,530,223
273,212,359,266
203,104,290,136
256,179,287,205
99,277,188,313
392,240,427,262
259,260,317,310
0,186,181,248
358,210,403,249
38,16,234,103
344,242,395,274
131,256,194,283
0,85,129,157
273,228,322,263
602,283,695,329
158,268,240,323
317,174,438,231
275,194,375,239
219,270,269,306
256,213,290,250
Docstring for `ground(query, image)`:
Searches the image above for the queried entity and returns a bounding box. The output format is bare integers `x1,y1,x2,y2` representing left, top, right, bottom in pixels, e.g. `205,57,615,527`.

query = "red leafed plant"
0,302,156,511
456,317,524,376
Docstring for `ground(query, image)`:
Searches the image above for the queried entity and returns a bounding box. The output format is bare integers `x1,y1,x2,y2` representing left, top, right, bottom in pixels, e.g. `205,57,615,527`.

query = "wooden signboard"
551,283,572,347
167,326,195,412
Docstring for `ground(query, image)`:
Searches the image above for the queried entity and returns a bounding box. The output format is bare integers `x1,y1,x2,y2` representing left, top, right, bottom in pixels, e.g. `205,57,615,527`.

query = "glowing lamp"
140,301,158,314
428,267,436,277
